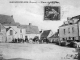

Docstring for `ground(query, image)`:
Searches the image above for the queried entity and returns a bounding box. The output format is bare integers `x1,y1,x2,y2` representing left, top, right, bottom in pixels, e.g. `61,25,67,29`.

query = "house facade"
6,27,17,42
3,23,40,42
18,24,40,40
3,24,20,42
59,15,80,42
49,31,59,43
59,24,78,41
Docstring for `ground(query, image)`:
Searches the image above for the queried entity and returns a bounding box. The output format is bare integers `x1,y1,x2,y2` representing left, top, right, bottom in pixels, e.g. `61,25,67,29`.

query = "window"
63,38,65,40
10,30,13,35
63,29,65,34
73,37,75,40
26,29,30,34
68,28,70,33
72,27,74,33
20,29,22,33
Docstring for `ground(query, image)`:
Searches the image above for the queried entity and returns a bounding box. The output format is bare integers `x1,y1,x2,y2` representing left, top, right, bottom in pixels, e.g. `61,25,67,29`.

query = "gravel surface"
0,43,78,60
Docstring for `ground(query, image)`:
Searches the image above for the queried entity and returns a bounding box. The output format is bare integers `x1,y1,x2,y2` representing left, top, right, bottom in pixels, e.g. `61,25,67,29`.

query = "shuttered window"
63,29,65,34
68,28,70,33
10,30,13,35
20,29,22,33
72,27,74,33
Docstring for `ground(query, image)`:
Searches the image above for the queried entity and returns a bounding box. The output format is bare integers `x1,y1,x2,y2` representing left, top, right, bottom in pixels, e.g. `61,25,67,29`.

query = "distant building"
49,31,59,43
59,15,80,42
40,30,53,39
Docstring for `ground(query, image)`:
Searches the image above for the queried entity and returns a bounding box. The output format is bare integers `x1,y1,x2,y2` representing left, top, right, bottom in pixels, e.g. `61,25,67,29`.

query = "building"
40,30,53,39
3,23,40,42
49,31,59,43
0,14,40,42
0,23,6,43
40,30,53,43
0,14,15,24
6,27,17,42
17,23,40,40
59,15,80,42
3,24,21,42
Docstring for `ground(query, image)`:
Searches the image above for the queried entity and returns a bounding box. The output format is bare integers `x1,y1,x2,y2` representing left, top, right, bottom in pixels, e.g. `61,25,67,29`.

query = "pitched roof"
71,15,80,19
18,25,39,34
3,22,20,26
41,30,51,38
17,25,27,28
6,27,11,31
60,15,80,27
0,14,15,24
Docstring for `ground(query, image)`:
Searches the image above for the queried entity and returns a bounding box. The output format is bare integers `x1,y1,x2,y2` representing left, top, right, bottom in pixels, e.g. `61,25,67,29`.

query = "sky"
0,0,80,32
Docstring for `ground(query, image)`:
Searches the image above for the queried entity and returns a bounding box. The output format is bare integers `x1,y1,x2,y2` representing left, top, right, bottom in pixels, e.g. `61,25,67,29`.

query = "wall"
0,24,6,43
4,26,20,39
59,24,78,40
6,28,16,42
25,34,40,40
4,25,40,40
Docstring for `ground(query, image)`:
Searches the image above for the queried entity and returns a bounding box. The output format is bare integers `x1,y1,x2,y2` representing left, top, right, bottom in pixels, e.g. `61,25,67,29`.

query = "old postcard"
0,0,80,60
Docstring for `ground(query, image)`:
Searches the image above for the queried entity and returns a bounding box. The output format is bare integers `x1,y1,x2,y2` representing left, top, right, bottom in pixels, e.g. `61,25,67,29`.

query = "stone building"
59,15,80,42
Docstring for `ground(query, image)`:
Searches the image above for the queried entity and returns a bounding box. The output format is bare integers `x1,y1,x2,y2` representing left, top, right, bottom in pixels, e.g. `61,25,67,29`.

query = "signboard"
44,6,60,20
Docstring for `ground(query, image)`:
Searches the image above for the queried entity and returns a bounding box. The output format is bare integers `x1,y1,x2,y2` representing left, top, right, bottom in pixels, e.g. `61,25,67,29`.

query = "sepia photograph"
0,0,80,60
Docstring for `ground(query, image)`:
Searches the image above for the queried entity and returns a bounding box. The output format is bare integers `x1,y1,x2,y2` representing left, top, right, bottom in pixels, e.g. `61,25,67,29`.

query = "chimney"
11,15,13,18
29,23,32,26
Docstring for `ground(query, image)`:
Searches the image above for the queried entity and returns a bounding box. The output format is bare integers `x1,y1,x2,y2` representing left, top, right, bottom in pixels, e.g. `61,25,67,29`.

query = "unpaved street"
0,43,77,60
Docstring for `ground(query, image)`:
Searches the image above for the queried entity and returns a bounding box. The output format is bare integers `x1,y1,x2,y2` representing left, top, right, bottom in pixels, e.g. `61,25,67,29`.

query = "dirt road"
0,43,78,60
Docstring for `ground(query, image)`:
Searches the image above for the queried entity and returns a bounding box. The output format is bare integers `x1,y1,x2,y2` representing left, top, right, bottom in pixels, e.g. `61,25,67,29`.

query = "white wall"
25,34,40,40
6,28,16,42
4,25,40,40
59,24,78,40
0,24,6,43
4,26,20,39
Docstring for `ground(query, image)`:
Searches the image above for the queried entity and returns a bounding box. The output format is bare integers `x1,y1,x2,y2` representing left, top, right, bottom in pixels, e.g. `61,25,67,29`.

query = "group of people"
11,36,40,43
10,36,50,44
11,38,28,43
